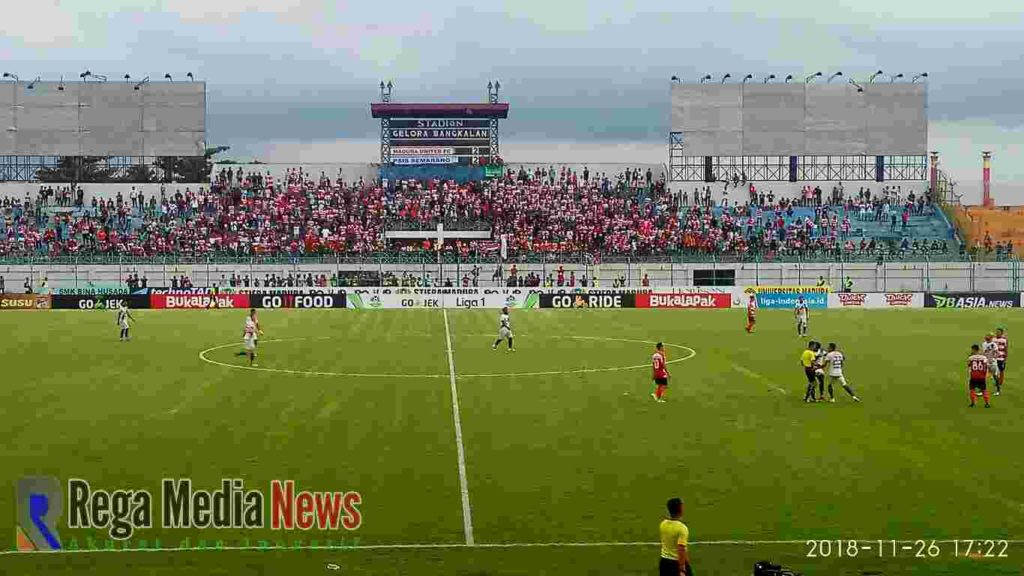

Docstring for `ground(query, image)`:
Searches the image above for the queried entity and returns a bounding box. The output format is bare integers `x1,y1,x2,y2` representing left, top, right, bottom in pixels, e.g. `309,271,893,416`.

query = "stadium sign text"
16,477,362,550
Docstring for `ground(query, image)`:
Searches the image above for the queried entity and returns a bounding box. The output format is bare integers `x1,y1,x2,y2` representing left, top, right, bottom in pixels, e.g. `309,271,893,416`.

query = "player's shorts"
659,558,680,576
997,360,1006,373
498,327,512,340
827,373,847,386
119,321,129,330
654,377,668,387
243,336,256,351
988,361,1001,377
797,318,807,328
969,377,987,392
804,367,816,383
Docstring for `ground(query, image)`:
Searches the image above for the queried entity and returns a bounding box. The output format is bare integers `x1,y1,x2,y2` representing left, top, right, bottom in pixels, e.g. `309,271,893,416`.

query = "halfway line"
443,309,475,545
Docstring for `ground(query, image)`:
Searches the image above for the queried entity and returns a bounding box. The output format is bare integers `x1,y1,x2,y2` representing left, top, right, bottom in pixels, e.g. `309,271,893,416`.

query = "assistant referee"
659,497,692,576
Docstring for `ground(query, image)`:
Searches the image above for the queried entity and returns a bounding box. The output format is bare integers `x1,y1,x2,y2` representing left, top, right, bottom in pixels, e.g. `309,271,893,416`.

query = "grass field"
1,307,1022,575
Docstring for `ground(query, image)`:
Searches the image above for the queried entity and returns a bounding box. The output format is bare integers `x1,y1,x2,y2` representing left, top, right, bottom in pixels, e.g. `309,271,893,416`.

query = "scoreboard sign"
388,119,494,165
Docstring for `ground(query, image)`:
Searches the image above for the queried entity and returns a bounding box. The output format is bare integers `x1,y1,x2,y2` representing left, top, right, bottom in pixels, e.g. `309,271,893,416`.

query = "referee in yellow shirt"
801,342,819,402
659,497,692,576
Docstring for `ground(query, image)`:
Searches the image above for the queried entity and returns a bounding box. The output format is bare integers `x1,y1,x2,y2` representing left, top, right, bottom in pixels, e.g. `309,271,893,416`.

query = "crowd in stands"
0,165,979,263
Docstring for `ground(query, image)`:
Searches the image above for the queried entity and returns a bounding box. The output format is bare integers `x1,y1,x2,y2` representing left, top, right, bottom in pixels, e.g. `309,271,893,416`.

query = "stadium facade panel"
0,81,205,157
670,82,925,157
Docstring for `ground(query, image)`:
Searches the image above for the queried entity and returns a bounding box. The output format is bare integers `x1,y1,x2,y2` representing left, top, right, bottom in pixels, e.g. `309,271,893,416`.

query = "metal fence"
3,256,1019,294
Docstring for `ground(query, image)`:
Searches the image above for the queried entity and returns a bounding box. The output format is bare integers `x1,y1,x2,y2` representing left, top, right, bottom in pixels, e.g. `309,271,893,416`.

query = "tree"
119,163,155,183
36,157,116,183
152,146,230,183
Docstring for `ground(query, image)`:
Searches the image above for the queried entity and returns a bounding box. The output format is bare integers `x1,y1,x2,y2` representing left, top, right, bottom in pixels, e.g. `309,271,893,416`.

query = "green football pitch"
1,308,1021,575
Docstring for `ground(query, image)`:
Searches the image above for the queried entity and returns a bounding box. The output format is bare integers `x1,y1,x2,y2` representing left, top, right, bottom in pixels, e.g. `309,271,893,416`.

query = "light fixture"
58,75,65,91
889,73,904,83
1,72,17,81
784,74,793,83
187,72,194,81
133,76,150,91
164,73,173,82
124,74,131,83
849,78,864,93
912,72,928,83
80,69,91,81
805,71,822,83
828,71,843,83
721,73,731,83
670,75,680,83
699,74,712,84
869,69,884,83
742,74,753,84
26,76,41,89
763,74,776,84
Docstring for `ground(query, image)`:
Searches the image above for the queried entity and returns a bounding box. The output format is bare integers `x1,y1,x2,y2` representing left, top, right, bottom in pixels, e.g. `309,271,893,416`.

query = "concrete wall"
1,261,1015,294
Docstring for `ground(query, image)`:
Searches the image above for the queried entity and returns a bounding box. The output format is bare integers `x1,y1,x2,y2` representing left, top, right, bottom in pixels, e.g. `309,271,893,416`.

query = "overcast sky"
1,0,1022,194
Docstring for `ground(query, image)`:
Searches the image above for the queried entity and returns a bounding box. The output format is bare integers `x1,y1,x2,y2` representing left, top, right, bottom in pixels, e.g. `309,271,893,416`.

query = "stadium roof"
370,103,509,119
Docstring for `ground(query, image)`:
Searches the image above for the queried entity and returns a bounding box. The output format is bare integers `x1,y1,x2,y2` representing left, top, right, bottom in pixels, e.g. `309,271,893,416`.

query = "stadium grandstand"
0,75,1011,294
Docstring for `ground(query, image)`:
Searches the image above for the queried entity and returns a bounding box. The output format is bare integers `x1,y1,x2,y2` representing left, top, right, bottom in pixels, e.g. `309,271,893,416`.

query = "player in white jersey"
492,306,514,351
823,342,860,402
994,327,1008,395
793,296,809,337
982,333,1001,389
117,302,134,342
242,308,263,366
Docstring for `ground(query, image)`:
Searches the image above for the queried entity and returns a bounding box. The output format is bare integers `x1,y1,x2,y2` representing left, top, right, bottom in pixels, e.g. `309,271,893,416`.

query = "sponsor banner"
0,294,52,310
52,284,132,296
249,293,346,309
239,287,346,295
144,288,230,295
150,294,251,309
392,156,458,165
391,146,456,156
924,292,1021,309
346,292,538,310
828,293,924,308
744,285,831,294
52,294,151,310
740,286,828,309
636,293,731,309
539,293,636,309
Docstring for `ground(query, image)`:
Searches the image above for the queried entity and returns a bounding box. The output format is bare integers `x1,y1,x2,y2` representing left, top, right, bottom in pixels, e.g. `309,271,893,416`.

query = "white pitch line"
198,336,696,380
5,539,1021,556
443,309,475,546
198,341,446,379
733,364,788,394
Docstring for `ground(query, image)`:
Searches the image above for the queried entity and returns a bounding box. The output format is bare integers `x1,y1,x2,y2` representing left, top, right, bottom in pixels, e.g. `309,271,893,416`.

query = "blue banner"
755,291,828,309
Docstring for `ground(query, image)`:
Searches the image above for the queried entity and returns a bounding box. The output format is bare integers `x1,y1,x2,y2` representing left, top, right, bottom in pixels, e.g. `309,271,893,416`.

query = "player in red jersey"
650,342,671,403
994,327,1008,395
745,294,757,333
968,344,992,408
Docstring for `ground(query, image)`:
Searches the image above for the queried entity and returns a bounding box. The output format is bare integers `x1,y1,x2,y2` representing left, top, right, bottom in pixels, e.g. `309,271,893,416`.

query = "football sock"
655,384,666,399
804,383,816,400
817,378,824,396
493,339,502,348
842,384,857,398
507,337,514,350
828,383,835,399
983,391,991,404
970,390,977,404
